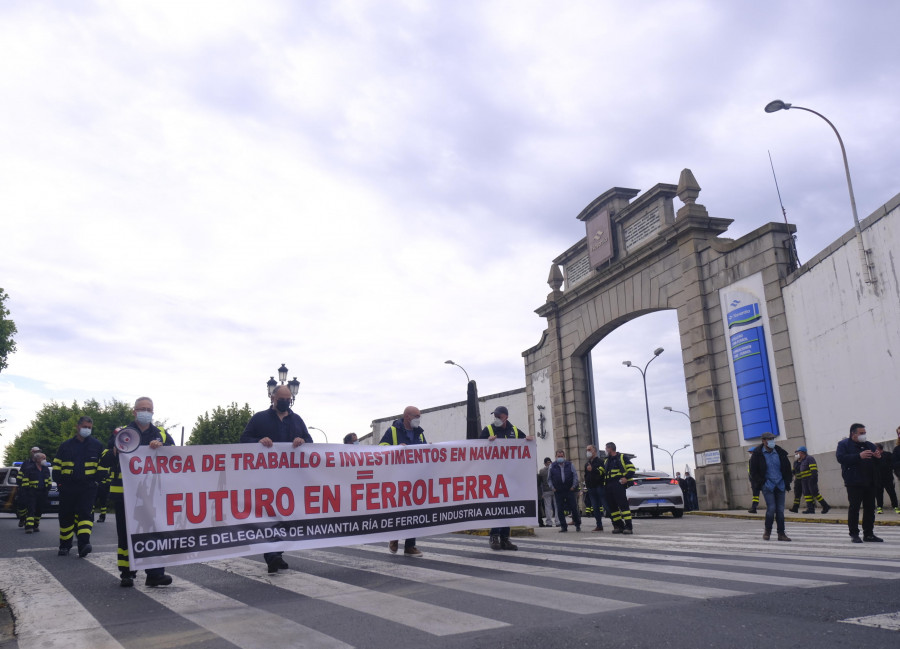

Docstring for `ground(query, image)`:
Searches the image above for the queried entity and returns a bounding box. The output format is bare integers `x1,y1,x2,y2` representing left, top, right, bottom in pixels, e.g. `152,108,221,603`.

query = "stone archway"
523,170,802,509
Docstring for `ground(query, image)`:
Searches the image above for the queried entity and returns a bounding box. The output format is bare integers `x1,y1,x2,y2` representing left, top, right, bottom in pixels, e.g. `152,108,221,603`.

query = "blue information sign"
729,324,779,440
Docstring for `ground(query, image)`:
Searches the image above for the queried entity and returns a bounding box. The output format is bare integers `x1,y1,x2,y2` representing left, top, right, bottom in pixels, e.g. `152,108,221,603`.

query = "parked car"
0,464,60,515
627,470,684,518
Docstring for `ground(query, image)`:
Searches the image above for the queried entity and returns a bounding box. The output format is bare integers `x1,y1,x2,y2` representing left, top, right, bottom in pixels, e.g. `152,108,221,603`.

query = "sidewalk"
687,507,900,526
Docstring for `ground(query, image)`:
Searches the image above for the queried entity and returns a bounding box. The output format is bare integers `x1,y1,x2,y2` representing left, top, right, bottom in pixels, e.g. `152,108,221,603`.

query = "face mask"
43,460,51,467
856,434,867,443
79,428,92,438
135,411,153,425
275,398,291,413
586,451,593,458
492,417,503,427
410,418,421,429
556,457,565,463
765,439,775,449
794,454,799,459
352,441,360,445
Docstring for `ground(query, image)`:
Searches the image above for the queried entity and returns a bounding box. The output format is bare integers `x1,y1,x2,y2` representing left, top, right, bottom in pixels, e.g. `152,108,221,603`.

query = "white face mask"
79,427,92,438
586,451,593,458
794,454,800,459
409,417,421,429
492,417,503,427
856,434,867,443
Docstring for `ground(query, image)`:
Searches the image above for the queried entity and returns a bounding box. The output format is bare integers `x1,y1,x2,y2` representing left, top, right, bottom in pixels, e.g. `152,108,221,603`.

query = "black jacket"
835,437,878,487
584,456,604,488
748,445,792,491
240,408,313,445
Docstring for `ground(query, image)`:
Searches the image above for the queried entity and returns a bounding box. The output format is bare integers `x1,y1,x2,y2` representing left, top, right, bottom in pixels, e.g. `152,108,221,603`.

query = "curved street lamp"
652,443,690,477
308,426,329,443
623,347,664,470
663,406,691,421
764,100,875,286
444,359,470,383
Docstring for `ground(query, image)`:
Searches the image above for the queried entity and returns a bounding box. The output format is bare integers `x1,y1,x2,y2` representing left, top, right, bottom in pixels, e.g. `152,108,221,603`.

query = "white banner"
121,440,537,569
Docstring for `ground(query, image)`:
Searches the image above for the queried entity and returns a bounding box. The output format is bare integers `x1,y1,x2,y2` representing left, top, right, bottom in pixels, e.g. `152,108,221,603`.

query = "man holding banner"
240,384,313,573
100,396,175,587
378,406,426,557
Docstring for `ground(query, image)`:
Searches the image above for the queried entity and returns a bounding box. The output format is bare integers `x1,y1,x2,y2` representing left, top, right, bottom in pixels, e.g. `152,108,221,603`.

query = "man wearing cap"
480,406,533,550
538,457,557,527
836,423,883,543
15,447,42,527
378,406,426,557
797,446,831,514
748,432,792,541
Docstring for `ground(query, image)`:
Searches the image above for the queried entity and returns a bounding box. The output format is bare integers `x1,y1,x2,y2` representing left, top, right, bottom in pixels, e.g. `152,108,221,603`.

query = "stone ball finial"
547,264,564,292
677,168,701,205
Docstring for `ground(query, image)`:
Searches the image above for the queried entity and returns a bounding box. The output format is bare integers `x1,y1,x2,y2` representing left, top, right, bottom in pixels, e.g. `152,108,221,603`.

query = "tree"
2,398,134,465
0,288,17,374
188,402,254,446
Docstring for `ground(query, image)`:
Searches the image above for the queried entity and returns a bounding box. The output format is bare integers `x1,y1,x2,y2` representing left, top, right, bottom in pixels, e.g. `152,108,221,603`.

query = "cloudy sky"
2,1,898,469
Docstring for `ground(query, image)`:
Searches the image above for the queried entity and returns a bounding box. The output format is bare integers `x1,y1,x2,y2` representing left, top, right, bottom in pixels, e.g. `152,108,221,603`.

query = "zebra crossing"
2,522,900,648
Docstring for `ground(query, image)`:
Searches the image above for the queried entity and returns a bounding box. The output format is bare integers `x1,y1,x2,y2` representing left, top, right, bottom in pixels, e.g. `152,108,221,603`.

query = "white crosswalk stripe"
297,548,640,615
0,557,125,649
83,555,353,649
4,527,900,649
429,535,900,580
207,557,510,635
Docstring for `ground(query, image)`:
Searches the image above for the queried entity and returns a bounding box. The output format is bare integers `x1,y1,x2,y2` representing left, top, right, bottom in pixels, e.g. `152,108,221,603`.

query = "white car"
626,470,684,518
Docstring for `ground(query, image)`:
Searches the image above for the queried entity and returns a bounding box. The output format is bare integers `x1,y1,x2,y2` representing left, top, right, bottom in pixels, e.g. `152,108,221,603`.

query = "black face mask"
275,398,291,413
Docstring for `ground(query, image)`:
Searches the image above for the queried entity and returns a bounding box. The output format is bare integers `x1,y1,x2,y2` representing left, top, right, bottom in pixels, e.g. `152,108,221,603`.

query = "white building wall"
368,387,539,466
783,196,900,457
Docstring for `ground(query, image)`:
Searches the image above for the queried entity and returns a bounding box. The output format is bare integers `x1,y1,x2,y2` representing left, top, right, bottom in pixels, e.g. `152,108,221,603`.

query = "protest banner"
120,440,537,568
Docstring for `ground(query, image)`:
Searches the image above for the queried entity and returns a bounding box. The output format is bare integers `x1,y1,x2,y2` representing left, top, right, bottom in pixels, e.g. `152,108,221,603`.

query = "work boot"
747,507,757,514
33,525,39,532
820,503,831,514
863,534,884,543
58,547,70,556
119,575,134,588
777,533,792,542
146,574,173,587
98,514,106,523
78,543,92,558
18,518,25,528
611,527,624,535
802,509,815,514
489,535,501,551
788,506,799,513
623,529,634,535
25,527,33,534
851,535,863,544
500,537,518,551
763,530,771,541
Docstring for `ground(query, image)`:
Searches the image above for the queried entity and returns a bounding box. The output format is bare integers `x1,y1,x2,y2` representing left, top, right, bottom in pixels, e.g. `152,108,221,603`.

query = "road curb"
687,510,900,526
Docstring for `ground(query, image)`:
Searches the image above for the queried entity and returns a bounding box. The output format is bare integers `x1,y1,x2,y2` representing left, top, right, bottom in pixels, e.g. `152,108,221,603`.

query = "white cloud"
1,0,898,460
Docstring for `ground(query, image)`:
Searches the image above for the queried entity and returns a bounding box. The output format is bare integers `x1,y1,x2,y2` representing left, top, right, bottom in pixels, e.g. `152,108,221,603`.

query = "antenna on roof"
768,150,800,269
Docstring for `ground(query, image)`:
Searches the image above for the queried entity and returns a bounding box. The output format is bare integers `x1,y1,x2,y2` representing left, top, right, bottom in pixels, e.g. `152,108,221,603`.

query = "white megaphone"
114,426,142,454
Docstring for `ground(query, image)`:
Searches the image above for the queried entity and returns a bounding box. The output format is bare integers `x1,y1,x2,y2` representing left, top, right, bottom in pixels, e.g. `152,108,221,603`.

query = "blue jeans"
585,486,607,526
762,486,786,534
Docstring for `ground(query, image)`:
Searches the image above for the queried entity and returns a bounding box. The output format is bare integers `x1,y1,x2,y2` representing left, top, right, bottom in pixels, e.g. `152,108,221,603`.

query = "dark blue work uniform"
240,406,313,568
480,423,526,539
53,435,105,554
379,419,427,551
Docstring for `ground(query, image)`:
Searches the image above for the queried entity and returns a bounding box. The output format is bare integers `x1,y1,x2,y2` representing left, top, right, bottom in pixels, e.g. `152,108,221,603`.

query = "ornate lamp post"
266,363,300,404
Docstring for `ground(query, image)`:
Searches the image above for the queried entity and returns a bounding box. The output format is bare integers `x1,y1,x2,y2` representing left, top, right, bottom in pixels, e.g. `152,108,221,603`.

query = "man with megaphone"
100,396,175,588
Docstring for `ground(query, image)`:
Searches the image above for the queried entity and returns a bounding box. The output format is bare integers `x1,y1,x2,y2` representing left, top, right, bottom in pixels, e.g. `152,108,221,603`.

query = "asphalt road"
2,512,899,648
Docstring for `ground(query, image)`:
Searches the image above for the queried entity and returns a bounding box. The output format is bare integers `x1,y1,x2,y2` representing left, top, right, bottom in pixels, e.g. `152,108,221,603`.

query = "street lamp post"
308,426,329,443
663,406,690,422
764,100,875,286
266,363,301,404
444,360,470,383
623,347,664,470
652,443,690,477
